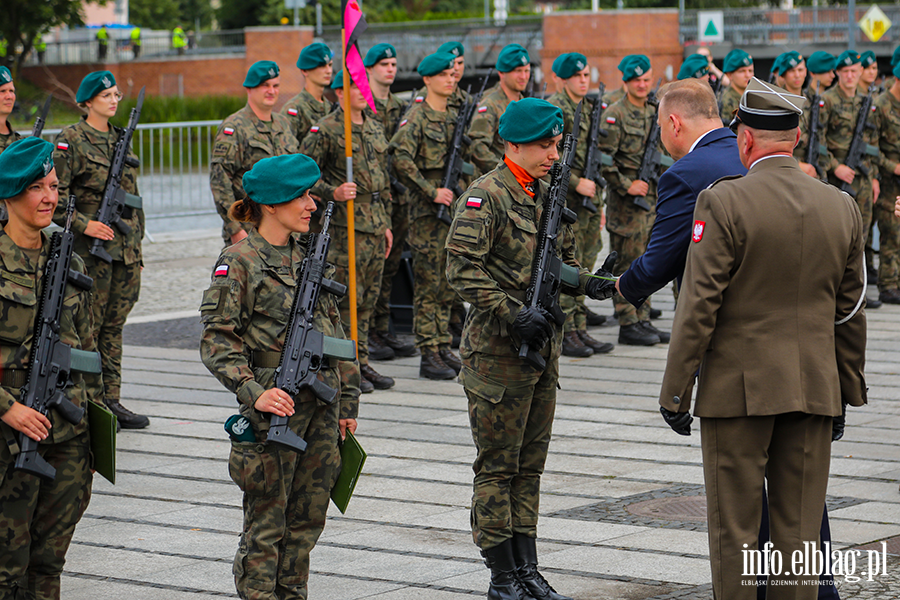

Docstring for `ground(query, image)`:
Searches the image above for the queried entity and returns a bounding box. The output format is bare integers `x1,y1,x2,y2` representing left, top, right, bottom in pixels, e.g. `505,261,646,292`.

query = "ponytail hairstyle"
228,196,263,226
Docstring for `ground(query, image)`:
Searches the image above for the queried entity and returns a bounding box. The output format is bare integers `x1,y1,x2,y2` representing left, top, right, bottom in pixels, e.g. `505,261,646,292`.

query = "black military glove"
584,251,618,301
832,402,847,441
660,406,693,436
512,306,554,349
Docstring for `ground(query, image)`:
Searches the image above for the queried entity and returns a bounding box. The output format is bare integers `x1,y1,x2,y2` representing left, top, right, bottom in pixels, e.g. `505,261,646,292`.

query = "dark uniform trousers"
373,191,410,333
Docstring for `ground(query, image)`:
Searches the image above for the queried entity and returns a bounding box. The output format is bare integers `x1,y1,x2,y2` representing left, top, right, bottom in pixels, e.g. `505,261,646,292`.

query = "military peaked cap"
736,77,806,131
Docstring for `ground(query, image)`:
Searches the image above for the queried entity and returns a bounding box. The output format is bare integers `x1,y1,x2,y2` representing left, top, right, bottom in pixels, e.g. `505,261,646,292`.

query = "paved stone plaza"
60,230,900,599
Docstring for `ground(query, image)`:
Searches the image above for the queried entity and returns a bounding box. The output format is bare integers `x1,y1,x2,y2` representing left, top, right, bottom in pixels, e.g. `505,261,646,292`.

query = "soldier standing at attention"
300,70,394,392
446,98,617,600
602,56,636,106
200,154,360,600
547,52,612,358
390,52,462,380
365,43,404,139
281,43,334,146
468,43,531,177
53,71,149,429
775,51,807,97
873,63,900,304
676,53,710,82
0,138,100,600
859,51,879,94
807,51,837,99
820,50,883,308
0,67,21,154
598,55,670,346
417,41,472,111
719,49,753,125
210,61,298,246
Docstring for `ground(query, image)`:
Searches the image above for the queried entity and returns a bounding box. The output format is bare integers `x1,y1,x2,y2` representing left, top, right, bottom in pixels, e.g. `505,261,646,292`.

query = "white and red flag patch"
477,106,488,113
215,264,229,277
399,119,408,127
466,197,483,208
310,126,320,133
692,220,705,243
223,127,235,135
287,108,298,116
606,117,616,124
56,142,69,151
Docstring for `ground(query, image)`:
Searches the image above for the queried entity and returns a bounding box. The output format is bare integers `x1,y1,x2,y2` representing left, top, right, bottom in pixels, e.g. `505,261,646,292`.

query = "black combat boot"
512,534,573,600
419,349,456,380
585,307,606,327
105,399,150,429
867,295,883,309
449,321,463,349
880,289,900,304
359,378,374,393
368,332,396,361
649,307,662,319
618,322,659,346
641,321,670,343
377,330,418,357
562,331,592,357
482,539,537,600
360,364,395,390
439,346,462,375
576,330,613,354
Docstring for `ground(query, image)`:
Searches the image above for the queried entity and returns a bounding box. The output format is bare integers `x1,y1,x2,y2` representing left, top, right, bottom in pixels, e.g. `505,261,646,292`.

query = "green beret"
892,46,900,67
417,51,456,77
243,61,279,88
617,55,638,72
723,49,753,73
677,54,709,80
330,69,363,90
775,51,803,75
806,51,837,74
438,41,464,58
242,154,320,206
836,50,861,69
297,42,333,70
0,138,55,200
496,43,530,73
499,98,563,144
364,43,396,68
0,67,11,86
552,52,588,80
622,55,651,81
860,50,877,68
76,70,116,103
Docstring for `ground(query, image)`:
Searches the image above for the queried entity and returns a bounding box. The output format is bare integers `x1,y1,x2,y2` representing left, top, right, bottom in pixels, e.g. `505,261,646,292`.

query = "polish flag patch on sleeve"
309,126,320,133
692,220,705,243
606,117,616,124
415,96,424,103
477,106,488,113
287,108,298,116
466,196,483,208
399,119,408,127
223,127,235,136
215,264,229,277
56,142,69,151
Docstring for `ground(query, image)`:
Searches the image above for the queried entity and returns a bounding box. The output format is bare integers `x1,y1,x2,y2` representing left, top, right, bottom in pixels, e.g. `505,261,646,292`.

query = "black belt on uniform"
0,369,28,388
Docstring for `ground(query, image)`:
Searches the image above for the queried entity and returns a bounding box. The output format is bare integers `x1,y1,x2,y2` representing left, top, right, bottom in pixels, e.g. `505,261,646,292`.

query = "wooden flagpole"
341,27,358,351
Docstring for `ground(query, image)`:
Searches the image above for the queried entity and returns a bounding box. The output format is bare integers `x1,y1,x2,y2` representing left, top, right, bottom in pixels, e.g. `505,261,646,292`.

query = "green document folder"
88,400,117,484
331,430,366,514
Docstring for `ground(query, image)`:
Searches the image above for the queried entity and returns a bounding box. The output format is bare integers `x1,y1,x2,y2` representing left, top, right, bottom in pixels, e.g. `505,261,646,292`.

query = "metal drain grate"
626,495,708,522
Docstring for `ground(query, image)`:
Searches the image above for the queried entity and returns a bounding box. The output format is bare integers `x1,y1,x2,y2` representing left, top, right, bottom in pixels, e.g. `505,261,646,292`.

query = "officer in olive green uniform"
300,70,395,391
468,44,531,177
874,63,900,304
281,43,334,146
719,49,753,125
547,52,611,358
200,154,360,600
0,138,100,600
210,61,299,246
0,67,21,155
598,55,670,346
390,52,463,380
53,71,150,428
446,98,616,600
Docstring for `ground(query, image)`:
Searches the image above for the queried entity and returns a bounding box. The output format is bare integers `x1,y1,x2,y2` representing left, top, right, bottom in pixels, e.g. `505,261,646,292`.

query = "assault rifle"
840,86,880,199
14,200,96,480
32,95,52,138
578,85,609,214
88,86,145,263
518,101,583,371
436,69,493,225
266,202,357,454
805,83,826,180
628,79,673,211
388,93,417,197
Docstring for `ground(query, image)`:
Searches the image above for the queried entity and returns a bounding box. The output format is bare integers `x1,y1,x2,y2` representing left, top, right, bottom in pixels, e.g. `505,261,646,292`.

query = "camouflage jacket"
199,228,360,437
417,85,472,112
0,121,22,155
719,86,741,126
299,108,391,235
602,87,626,106
819,86,882,178
368,92,407,140
53,117,144,265
547,90,602,210
468,83,520,176
0,226,99,444
875,90,900,201
598,97,659,200
281,89,332,146
390,100,459,222
210,105,299,242
446,162,589,361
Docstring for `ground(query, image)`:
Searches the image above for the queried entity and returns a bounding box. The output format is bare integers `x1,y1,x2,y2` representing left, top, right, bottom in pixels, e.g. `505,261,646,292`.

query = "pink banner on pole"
342,0,377,113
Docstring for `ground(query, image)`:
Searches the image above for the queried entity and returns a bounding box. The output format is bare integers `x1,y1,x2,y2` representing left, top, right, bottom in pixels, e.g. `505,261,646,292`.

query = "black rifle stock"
840,86,879,199
32,95,52,138
628,79,671,211
578,85,609,214
517,102,583,371
805,83,826,180
88,86,145,263
266,202,356,454
14,199,94,480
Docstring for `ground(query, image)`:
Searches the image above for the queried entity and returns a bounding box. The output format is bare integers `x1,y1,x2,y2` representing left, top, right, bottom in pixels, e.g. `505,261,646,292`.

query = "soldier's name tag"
692,220,705,243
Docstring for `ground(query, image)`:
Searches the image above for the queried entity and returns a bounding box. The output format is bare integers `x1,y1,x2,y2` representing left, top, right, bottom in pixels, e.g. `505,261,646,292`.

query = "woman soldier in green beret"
52,70,150,429
200,154,360,600
0,137,100,599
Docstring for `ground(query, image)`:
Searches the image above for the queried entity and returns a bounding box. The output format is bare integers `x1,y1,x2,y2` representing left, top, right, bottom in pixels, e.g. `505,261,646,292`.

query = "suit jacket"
659,155,867,418
619,127,746,307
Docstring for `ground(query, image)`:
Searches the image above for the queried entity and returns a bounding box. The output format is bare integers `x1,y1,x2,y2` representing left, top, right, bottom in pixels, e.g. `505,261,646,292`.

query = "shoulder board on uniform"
287,108,298,116
705,174,743,190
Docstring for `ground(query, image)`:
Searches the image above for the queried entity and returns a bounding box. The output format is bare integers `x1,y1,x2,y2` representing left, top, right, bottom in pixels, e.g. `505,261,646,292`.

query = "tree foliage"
0,0,98,75
130,0,182,31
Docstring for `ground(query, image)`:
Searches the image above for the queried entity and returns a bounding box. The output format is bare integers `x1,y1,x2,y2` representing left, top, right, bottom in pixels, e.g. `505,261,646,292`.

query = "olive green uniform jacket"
281,89,332,146
467,84,521,177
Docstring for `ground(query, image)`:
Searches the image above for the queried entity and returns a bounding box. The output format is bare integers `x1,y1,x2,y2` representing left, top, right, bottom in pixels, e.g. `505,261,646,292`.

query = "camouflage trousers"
330,227,386,366
82,257,141,401
609,230,653,326
463,353,558,550
229,400,341,600
373,196,409,333
561,204,604,332
0,432,92,600
875,195,900,291
408,215,455,350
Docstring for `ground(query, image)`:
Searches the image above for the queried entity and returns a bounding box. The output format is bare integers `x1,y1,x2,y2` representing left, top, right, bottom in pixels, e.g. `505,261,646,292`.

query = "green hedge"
114,94,245,125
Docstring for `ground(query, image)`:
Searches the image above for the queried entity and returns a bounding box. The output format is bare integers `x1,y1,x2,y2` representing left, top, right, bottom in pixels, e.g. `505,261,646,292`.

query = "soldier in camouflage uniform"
797,51,837,180
300,70,395,391
819,50,883,309
547,52,612,358
200,154,360,600
601,56,636,107
446,98,616,600
211,61,299,246
0,67,21,155
719,49,753,126
859,51,879,96
281,43,334,147
468,44,531,177
390,52,463,380
53,71,151,429
598,55,670,346
874,66,900,304
0,138,100,600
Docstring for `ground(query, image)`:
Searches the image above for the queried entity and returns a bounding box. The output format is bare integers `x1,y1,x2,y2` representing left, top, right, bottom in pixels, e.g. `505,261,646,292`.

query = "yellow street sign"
859,5,891,42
